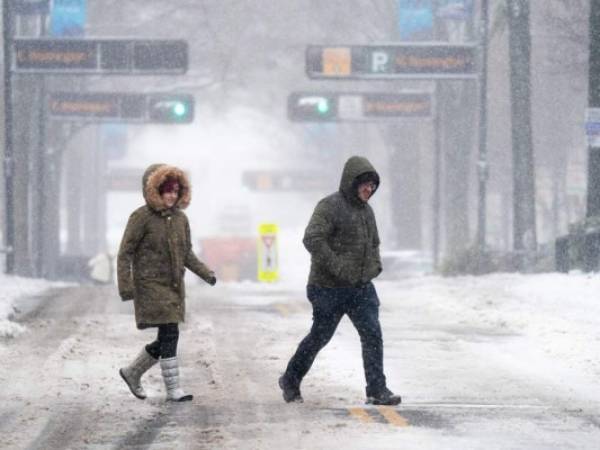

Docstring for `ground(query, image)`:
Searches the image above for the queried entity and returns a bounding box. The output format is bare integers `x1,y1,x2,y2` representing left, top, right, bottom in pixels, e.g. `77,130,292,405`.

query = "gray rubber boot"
160,357,193,402
119,348,158,400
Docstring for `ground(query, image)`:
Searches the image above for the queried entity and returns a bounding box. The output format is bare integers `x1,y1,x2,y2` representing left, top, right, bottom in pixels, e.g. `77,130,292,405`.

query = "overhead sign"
258,223,279,283
243,170,331,191
12,39,188,74
306,44,477,79
51,0,87,37
288,91,432,122
11,0,50,14
398,0,434,40
48,92,194,123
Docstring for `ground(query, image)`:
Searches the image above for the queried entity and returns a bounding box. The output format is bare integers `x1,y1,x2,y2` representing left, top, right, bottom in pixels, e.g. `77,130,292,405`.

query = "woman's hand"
207,273,217,286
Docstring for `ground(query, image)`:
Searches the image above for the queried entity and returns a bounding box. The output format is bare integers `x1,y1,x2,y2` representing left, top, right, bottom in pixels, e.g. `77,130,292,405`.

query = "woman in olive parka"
118,163,216,402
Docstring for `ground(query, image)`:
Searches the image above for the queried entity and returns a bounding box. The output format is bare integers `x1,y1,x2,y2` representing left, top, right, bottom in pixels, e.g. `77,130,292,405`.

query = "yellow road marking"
348,407,373,423
377,406,409,427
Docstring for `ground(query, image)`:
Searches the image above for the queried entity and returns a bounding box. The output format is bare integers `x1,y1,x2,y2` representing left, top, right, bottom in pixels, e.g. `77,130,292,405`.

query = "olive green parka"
117,164,214,329
303,156,382,288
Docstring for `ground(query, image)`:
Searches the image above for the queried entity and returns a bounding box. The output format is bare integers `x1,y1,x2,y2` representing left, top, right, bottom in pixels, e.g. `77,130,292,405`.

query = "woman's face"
161,184,180,208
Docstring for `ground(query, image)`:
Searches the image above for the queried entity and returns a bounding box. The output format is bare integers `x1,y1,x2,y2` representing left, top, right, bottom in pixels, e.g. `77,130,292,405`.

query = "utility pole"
586,0,600,217
33,11,48,277
507,0,536,268
476,0,489,255
432,91,442,268
2,1,15,273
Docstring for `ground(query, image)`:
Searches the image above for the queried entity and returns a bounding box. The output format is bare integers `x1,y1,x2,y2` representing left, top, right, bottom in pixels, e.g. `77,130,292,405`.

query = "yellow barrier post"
257,223,279,282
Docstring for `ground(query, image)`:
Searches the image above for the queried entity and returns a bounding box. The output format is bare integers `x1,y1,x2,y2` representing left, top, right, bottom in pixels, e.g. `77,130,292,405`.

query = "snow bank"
377,271,600,391
0,274,68,339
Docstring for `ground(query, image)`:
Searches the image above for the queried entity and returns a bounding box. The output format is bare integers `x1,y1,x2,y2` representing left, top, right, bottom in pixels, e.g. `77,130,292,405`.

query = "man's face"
357,181,377,203
161,185,180,208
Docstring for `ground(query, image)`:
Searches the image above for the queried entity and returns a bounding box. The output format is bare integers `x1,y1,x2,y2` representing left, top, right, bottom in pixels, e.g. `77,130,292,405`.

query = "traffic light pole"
508,0,536,266
35,11,48,277
2,1,15,273
476,0,489,255
432,86,442,269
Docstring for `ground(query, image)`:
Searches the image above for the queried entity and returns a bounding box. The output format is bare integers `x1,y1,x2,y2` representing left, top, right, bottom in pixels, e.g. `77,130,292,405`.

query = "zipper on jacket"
359,210,369,283
166,216,178,288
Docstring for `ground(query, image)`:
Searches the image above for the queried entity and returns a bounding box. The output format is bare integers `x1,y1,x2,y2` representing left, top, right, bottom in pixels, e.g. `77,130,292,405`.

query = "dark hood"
338,156,380,203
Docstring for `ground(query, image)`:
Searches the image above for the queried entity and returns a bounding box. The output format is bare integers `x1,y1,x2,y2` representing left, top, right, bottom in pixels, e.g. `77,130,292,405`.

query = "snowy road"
1,274,600,449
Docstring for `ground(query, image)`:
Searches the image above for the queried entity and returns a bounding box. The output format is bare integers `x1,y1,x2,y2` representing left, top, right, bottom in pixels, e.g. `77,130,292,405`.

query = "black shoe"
279,376,303,403
366,387,401,406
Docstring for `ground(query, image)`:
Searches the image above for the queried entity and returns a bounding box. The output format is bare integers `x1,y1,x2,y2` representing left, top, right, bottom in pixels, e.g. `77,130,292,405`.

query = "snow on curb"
0,274,70,339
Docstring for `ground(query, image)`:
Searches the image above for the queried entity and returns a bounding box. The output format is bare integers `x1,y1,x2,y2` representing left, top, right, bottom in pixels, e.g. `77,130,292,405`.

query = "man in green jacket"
279,156,401,406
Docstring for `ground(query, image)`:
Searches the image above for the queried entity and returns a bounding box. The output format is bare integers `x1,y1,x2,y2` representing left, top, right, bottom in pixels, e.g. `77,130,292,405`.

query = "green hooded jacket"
117,164,214,329
303,156,382,288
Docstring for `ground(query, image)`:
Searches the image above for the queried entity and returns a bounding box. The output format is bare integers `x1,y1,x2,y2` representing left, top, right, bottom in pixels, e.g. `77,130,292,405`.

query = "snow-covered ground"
2,271,600,449
0,274,69,339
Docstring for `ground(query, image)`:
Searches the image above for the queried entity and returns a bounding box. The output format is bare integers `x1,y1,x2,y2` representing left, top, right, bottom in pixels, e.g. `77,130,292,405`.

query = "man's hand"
120,291,134,301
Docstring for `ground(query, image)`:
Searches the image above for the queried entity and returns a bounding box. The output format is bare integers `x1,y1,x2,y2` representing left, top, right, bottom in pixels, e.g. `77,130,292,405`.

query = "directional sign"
288,91,432,122
306,43,477,79
397,0,434,41
48,92,194,124
12,39,188,74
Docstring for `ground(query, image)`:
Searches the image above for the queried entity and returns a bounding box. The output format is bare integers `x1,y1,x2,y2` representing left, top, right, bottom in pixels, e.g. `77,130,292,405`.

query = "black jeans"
283,282,387,396
145,323,179,359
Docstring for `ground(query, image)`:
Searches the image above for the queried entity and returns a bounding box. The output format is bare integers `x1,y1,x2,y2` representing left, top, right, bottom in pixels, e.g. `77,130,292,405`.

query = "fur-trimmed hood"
142,164,191,211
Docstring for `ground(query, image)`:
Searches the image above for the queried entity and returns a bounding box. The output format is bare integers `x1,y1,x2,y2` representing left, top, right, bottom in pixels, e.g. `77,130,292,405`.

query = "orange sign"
322,47,351,76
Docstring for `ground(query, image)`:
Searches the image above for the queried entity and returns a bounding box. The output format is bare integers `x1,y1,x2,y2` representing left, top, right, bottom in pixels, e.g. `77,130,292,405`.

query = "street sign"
306,43,477,79
11,0,50,14
48,92,195,123
242,170,331,191
12,39,188,74
257,223,278,283
49,92,129,119
51,0,87,37
398,0,434,41
288,91,432,122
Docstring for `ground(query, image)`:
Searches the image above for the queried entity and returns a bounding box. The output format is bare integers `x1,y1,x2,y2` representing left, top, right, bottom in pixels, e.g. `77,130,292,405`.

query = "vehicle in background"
199,237,257,282
378,250,433,280
198,206,257,282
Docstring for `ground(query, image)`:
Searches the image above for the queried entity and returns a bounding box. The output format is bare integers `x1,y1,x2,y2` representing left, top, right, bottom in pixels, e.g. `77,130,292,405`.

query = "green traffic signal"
172,102,188,118
317,98,330,114
148,95,194,123
288,93,337,121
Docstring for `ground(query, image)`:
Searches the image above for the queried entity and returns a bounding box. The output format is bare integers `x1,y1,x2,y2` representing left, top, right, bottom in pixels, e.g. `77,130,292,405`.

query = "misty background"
0,0,590,282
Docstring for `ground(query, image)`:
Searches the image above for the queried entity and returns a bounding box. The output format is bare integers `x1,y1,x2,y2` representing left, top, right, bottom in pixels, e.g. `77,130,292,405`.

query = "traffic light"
288,92,337,122
148,94,194,123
